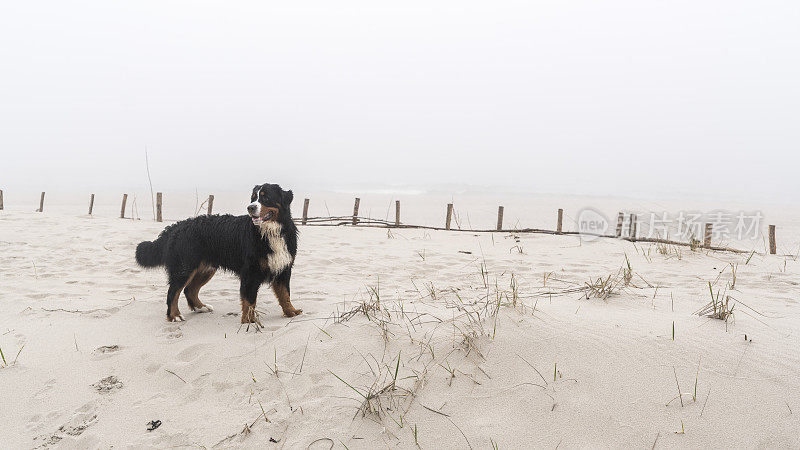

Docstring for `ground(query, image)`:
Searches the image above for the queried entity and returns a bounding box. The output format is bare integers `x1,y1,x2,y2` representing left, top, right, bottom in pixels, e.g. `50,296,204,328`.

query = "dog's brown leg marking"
272,282,302,317
168,270,197,321
184,264,216,310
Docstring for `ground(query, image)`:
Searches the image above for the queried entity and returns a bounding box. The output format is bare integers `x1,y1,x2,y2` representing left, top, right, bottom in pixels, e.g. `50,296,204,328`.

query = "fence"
0,189,785,256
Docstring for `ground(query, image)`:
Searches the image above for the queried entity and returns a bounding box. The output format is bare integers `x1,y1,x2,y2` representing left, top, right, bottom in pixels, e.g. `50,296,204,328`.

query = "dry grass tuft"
582,255,634,300
696,282,735,328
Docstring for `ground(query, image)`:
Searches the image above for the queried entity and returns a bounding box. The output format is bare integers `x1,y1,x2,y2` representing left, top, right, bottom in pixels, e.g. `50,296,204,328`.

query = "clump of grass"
583,255,637,301
623,254,633,285
656,239,683,260
695,282,735,329
334,294,382,323
425,282,438,301
584,274,619,300
328,351,407,419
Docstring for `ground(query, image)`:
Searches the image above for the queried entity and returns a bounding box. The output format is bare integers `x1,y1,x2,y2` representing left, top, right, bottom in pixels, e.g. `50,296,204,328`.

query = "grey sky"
1,1,798,201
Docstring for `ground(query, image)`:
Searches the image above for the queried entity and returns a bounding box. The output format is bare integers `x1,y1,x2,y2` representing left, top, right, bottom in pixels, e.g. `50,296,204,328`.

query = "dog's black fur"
135,183,301,323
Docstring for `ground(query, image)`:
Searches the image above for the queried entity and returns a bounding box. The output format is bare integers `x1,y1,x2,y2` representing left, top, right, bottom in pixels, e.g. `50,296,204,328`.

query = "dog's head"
247,183,293,225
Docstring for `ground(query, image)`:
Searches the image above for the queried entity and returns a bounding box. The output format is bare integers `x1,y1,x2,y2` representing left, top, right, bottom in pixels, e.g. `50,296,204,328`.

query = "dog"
135,183,301,323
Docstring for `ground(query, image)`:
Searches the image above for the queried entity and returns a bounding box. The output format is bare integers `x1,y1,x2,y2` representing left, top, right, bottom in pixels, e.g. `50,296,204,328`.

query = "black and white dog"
135,183,301,323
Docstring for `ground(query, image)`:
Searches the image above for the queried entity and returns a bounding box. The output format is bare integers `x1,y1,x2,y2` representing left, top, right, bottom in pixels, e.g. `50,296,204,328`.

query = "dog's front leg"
272,268,302,317
240,273,262,324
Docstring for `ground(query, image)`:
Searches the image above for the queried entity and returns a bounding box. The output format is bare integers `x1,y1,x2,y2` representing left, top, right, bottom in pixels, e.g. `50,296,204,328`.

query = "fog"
1,1,798,202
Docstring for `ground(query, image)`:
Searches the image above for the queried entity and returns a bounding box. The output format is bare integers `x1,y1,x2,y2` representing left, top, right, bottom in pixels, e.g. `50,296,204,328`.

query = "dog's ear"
282,189,294,206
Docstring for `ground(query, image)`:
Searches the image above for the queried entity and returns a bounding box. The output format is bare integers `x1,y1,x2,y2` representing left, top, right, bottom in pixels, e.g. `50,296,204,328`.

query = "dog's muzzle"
248,202,277,225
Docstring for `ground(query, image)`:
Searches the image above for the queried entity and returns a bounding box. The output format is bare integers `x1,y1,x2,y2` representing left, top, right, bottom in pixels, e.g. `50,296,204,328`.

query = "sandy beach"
2,199,798,448
4,0,799,446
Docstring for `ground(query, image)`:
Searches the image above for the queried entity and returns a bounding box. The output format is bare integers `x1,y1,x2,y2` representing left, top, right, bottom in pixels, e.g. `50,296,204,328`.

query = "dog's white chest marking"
259,222,293,273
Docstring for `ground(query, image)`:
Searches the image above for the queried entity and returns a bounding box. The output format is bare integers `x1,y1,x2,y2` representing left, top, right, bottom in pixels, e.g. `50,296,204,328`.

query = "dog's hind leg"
184,264,216,312
166,270,195,322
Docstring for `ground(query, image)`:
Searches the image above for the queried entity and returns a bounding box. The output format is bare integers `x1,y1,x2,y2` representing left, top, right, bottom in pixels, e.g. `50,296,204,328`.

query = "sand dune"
1,209,799,448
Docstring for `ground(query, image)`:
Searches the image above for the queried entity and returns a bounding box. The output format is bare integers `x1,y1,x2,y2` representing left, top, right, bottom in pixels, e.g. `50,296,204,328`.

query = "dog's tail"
135,237,166,268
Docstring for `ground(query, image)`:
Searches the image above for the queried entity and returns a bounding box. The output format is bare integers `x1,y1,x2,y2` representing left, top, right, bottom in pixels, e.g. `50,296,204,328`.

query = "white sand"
1,208,799,448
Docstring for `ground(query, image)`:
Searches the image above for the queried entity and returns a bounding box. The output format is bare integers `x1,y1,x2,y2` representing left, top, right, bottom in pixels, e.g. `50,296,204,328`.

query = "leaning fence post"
156,192,162,222
615,212,623,237
445,203,453,230
628,213,637,240
120,194,128,218
207,195,214,215
395,200,400,226
352,198,360,225
769,225,776,254
556,208,563,234
302,198,309,225
704,223,713,248
38,192,45,212
0,189,4,210
497,206,504,231
88,194,95,215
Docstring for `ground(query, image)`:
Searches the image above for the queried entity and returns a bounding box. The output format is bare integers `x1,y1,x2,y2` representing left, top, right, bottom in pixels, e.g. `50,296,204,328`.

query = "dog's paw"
283,308,302,318
197,304,213,313
168,315,185,322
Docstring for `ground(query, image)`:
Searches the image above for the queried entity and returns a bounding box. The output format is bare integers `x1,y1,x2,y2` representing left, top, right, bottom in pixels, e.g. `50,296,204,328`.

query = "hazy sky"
1,1,798,201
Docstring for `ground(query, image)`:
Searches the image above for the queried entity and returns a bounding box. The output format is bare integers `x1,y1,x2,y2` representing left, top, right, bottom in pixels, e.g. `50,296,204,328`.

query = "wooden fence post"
556,208,564,234
445,203,453,230
769,225,776,254
704,223,713,248
497,206,504,231
156,192,163,222
120,194,128,218
615,212,623,237
395,200,400,227
352,198,360,225
38,192,45,212
207,195,214,215
0,189,4,210
88,194,95,215
302,198,309,225
628,213,637,240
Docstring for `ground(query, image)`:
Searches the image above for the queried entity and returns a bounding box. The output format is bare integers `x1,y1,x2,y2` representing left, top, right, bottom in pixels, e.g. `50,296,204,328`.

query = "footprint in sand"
33,378,57,400
175,343,208,364
33,400,99,448
161,324,183,340
91,345,121,360
92,375,123,393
